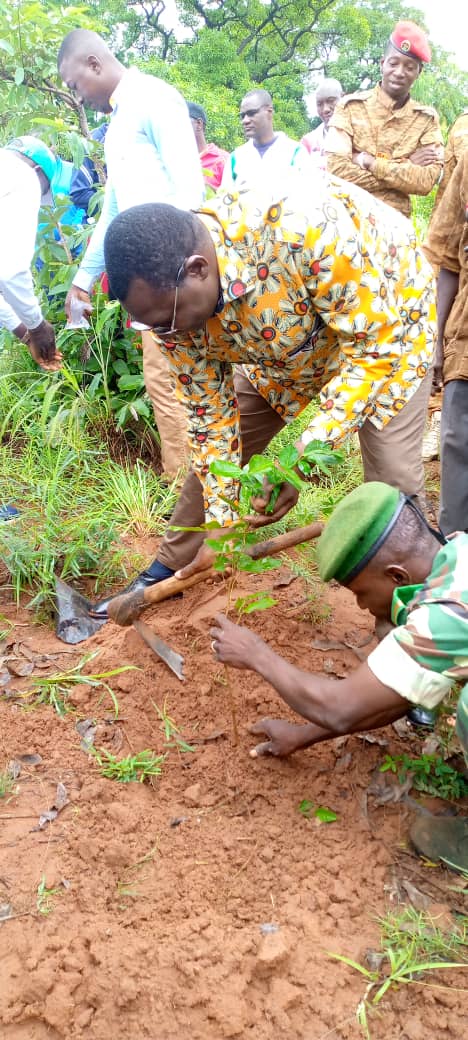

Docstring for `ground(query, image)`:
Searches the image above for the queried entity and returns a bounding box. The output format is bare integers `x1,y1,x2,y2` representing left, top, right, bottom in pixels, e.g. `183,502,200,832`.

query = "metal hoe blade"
55,578,107,644
133,619,185,681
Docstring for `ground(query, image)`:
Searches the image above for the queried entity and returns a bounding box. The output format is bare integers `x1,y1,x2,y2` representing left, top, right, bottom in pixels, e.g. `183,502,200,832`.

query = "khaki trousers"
158,368,432,572
141,331,189,479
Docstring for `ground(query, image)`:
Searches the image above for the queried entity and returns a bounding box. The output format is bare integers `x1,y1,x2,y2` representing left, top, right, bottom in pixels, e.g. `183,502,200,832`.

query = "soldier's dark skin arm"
432,267,460,390
210,614,408,754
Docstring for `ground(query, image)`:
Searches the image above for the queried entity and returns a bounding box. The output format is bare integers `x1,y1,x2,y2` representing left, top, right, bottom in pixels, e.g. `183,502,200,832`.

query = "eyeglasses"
240,107,264,120
152,261,186,338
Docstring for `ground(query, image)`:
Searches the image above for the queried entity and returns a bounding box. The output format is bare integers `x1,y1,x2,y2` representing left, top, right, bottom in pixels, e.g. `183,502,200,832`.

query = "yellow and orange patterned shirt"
152,179,435,523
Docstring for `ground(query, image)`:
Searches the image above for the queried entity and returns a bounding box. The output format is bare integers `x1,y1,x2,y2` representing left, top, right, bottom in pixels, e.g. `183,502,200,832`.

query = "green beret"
317,482,404,584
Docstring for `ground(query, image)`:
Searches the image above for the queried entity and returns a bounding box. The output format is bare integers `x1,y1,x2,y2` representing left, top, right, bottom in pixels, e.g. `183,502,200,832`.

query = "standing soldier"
326,21,443,218
424,150,468,536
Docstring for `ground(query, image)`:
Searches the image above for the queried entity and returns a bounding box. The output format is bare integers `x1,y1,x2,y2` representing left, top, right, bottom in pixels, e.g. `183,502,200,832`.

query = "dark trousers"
440,379,468,535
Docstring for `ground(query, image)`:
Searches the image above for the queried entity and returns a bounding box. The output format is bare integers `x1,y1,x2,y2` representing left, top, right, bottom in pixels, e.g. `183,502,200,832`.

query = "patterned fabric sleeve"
157,336,241,525
299,212,431,445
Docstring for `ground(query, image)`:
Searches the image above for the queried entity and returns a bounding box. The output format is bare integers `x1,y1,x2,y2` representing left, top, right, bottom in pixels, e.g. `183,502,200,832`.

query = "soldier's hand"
247,478,299,528
65,285,92,323
409,145,443,167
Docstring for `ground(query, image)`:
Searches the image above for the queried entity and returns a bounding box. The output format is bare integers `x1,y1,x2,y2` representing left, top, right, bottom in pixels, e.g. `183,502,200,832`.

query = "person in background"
187,102,228,191
301,79,343,170
57,29,204,480
424,150,468,536
0,135,63,519
221,89,310,198
0,136,62,370
69,123,108,219
326,21,443,218
91,175,435,617
209,483,468,872
421,110,468,466
431,109,468,214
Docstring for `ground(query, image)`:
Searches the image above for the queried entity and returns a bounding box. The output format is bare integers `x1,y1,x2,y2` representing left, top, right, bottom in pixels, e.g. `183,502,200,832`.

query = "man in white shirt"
0,137,62,372
57,30,205,479
301,79,343,171
221,89,310,199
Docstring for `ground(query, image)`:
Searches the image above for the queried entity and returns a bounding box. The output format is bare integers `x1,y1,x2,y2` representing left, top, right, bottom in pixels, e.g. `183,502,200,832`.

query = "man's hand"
65,285,92,323
432,341,444,393
409,144,444,167
247,477,299,529
28,321,63,371
174,524,242,581
352,151,375,171
210,613,262,669
249,718,320,757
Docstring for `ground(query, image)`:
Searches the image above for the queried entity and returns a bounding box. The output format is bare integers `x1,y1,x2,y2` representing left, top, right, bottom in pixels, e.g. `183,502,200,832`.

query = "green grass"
380,752,468,801
330,906,468,1038
0,767,16,798
0,340,176,609
90,747,166,783
19,653,134,718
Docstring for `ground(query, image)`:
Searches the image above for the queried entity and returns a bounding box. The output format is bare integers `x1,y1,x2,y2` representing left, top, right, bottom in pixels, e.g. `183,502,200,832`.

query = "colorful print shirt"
153,179,435,524
367,535,468,725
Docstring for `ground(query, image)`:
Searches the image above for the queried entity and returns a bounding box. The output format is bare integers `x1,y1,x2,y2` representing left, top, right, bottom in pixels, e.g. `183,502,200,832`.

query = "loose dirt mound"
0,571,466,1039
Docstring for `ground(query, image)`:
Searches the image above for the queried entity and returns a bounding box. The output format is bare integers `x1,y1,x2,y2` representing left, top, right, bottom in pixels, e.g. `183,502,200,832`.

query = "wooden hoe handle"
106,520,323,626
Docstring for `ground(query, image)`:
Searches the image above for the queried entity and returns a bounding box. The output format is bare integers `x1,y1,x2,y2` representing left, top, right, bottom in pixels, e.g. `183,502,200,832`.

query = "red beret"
389,21,431,64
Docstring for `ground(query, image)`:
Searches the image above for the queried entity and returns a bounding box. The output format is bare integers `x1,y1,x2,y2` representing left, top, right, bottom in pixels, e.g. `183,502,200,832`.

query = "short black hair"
187,102,207,126
104,203,201,302
242,88,272,107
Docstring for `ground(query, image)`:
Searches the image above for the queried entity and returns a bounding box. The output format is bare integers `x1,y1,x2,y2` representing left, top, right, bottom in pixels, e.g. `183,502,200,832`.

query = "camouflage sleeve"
456,683,468,764
367,622,454,709
424,152,466,273
373,112,444,198
325,123,383,193
373,157,442,197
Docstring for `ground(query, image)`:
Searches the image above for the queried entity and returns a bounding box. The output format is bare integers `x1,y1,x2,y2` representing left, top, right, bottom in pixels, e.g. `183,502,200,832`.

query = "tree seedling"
151,698,195,753
90,747,165,783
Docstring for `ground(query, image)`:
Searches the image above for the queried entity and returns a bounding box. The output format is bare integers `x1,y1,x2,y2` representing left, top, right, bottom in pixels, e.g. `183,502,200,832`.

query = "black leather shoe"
406,706,438,729
89,569,173,621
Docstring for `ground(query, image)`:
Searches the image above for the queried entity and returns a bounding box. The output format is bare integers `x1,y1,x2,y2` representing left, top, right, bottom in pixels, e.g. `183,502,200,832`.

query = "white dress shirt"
73,68,205,292
0,150,44,330
221,132,312,202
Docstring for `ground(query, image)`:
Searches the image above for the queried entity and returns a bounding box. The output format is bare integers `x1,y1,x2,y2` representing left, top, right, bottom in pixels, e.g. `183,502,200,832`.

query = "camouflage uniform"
366,533,468,759
432,110,468,213
326,84,443,217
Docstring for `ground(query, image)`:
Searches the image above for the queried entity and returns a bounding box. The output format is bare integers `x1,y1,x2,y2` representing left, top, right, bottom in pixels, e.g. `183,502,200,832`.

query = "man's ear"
386,563,411,587
184,254,210,282
87,54,101,74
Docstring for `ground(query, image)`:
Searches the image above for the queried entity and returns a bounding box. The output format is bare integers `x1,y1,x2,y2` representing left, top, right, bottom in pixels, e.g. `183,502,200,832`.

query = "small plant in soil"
380,752,468,801
329,906,468,1039
90,747,165,783
0,768,16,799
152,698,195,752
36,876,62,916
19,653,134,718
298,799,337,823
